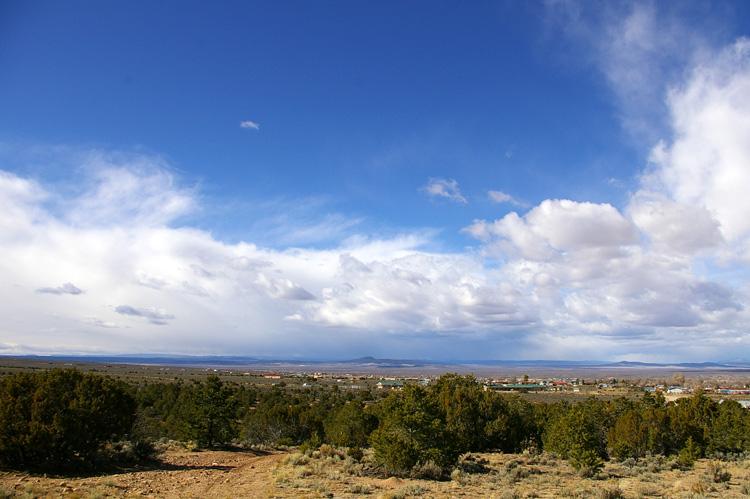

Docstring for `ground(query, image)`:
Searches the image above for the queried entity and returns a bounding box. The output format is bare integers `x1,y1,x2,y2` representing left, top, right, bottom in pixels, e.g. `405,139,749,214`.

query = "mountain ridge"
4,354,749,371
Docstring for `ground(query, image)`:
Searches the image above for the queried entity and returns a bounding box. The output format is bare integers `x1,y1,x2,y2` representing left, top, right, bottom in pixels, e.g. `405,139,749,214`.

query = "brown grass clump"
690,480,708,495
705,460,732,483
595,482,624,499
457,453,491,474
410,460,443,480
632,481,661,497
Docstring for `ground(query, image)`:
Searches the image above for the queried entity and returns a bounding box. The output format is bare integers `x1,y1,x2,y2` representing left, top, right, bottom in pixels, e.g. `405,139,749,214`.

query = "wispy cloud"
83,316,120,328
243,197,365,247
488,190,524,207
422,177,467,204
544,2,714,145
240,120,260,130
36,283,85,295
115,305,175,325
63,153,197,228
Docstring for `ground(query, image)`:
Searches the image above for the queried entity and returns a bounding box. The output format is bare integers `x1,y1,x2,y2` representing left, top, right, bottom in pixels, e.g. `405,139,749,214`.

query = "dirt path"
200,452,285,498
0,449,287,498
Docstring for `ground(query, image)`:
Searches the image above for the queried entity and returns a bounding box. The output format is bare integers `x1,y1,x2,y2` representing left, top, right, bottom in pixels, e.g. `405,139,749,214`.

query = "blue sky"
2,1,750,362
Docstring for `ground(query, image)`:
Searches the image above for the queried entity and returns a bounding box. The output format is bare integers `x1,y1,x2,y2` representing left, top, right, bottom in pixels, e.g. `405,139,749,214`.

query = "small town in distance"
2,355,749,405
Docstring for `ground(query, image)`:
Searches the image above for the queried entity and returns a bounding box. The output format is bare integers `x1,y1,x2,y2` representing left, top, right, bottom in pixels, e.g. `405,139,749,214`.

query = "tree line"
1,369,748,475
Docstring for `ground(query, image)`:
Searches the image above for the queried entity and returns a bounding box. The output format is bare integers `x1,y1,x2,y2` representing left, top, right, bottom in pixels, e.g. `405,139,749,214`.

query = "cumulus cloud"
629,194,722,254
294,251,539,332
240,120,260,130
422,177,467,204
465,199,639,262
0,143,747,360
641,38,750,259
36,282,85,295
252,273,316,301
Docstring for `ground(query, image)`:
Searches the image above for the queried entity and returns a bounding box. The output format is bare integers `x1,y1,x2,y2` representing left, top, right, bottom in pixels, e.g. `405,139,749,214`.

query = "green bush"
183,375,238,448
0,369,136,467
369,384,458,473
677,437,700,469
324,400,376,449
543,401,606,471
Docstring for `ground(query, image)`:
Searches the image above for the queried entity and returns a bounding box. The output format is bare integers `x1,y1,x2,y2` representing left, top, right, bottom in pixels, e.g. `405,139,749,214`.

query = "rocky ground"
2,447,750,498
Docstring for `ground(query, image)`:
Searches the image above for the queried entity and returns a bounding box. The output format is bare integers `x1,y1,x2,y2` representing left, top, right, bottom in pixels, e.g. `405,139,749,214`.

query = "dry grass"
268,448,750,498
2,449,750,498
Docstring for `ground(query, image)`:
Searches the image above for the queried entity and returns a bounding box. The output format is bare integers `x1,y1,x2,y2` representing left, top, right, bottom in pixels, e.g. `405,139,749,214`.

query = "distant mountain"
602,360,738,369
462,359,608,368
12,354,261,366
342,356,437,367
5,354,749,372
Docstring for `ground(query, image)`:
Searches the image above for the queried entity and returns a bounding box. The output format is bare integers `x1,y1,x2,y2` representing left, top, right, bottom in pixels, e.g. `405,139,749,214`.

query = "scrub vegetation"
1,369,750,497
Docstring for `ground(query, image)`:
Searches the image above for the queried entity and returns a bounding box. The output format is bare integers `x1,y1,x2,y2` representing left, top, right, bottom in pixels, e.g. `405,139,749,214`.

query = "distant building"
376,381,404,390
718,388,750,395
667,386,692,394
644,385,666,392
264,373,282,379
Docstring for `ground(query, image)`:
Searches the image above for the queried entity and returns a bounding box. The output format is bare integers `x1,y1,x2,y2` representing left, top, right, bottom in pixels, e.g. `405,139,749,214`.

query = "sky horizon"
2,1,750,363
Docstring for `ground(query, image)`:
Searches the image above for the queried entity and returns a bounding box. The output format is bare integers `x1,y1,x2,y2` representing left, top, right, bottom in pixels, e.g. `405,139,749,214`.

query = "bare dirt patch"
0,448,284,499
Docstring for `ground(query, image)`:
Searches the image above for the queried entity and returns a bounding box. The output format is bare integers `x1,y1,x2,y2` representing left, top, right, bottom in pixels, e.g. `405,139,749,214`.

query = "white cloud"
0,149,748,360
463,190,746,354
465,199,639,261
64,153,197,228
642,38,750,259
0,162,542,357
629,193,722,254
422,177,467,204
0,170,49,236
297,251,539,332
240,120,260,130
488,190,523,206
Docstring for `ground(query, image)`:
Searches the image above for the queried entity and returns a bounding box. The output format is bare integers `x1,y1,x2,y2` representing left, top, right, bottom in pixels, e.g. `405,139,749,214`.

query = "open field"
2,446,750,498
